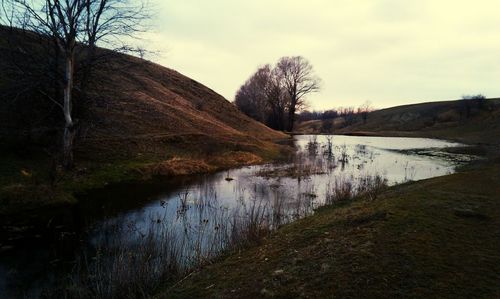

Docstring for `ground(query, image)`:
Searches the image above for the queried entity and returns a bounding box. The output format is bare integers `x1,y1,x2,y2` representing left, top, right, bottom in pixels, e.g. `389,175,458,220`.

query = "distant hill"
296,99,500,145
0,26,287,163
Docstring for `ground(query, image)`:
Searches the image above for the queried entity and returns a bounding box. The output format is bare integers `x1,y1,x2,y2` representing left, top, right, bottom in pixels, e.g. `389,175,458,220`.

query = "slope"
0,26,288,214
296,99,500,145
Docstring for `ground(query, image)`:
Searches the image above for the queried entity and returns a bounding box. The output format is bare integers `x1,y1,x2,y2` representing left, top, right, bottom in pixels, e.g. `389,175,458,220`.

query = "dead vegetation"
140,158,215,177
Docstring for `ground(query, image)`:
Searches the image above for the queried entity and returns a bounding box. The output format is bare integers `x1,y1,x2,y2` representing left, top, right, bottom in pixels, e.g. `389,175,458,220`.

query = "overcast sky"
141,0,500,110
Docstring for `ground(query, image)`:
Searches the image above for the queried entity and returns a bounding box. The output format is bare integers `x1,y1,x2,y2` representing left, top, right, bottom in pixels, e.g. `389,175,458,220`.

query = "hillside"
296,99,500,145
0,26,286,157
0,27,288,214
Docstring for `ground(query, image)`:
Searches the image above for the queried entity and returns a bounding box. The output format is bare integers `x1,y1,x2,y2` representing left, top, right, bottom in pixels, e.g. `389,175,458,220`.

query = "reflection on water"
0,135,469,298
94,135,461,256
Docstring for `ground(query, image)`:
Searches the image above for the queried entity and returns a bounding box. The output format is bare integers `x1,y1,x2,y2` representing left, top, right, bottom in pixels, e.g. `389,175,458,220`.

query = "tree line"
298,101,373,124
459,94,488,119
234,56,321,132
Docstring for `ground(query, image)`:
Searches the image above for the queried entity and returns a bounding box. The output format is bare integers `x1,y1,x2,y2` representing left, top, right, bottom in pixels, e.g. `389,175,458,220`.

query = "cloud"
140,0,500,109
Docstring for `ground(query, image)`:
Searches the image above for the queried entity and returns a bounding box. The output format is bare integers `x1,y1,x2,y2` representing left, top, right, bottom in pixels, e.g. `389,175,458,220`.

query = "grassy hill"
0,26,288,215
296,99,500,145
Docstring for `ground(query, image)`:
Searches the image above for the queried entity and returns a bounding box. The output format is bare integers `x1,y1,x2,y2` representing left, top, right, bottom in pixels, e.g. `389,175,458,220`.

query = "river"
0,135,474,298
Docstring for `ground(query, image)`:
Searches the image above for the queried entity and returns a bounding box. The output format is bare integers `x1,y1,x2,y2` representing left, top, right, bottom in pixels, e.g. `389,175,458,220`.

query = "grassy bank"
159,161,500,298
0,140,289,217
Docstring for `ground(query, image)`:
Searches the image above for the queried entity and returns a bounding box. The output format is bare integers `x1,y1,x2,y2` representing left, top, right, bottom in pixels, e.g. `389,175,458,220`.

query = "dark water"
0,135,472,298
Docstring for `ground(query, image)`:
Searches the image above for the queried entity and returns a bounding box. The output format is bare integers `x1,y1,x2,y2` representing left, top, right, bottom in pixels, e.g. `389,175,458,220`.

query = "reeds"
326,173,387,204
48,137,389,299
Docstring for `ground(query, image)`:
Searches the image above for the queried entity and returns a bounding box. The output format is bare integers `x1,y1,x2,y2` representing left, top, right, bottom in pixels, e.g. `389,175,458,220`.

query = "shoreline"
2,132,487,220
0,138,291,218
157,148,500,298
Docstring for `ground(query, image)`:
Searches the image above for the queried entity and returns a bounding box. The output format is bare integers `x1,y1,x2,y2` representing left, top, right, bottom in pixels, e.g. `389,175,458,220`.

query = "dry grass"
137,152,264,178
0,26,287,156
0,25,288,164
209,151,263,168
75,49,288,161
140,157,215,177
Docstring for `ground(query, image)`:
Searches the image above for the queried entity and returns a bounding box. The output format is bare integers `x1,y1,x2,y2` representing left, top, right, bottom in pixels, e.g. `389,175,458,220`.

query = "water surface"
0,135,471,298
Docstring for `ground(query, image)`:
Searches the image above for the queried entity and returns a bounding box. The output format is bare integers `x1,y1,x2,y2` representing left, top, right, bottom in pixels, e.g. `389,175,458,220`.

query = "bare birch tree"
2,0,149,169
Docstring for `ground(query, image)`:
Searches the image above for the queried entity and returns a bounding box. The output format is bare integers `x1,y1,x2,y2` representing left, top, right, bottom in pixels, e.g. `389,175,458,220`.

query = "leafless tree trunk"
63,53,76,168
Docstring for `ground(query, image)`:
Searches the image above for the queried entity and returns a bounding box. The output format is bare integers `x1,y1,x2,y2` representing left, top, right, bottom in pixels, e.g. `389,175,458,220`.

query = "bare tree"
265,66,289,131
357,101,373,124
234,56,320,132
234,65,289,130
339,106,356,126
3,0,149,169
276,56,320,132
234,65,272,123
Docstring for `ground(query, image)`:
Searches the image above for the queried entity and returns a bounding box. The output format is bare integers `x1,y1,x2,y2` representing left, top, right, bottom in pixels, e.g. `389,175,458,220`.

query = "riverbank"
158,157,500,299
0,141,290,218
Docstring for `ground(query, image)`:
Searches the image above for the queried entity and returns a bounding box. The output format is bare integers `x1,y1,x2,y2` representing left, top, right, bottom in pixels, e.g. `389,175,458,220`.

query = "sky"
139,0,500,110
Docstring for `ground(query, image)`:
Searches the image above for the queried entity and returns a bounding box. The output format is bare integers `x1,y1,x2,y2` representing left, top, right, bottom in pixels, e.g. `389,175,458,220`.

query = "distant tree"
234,65,272,123
320,119,334,134
322,109,338,120
357,101,373,124
264,67,289,131
2,0,149,169
234,56,320,131
299,109,338,122
462,94,487,111
298,110,314,122
276,56,320,132
459,94,488,120
234,65,289,130
459,98,473,119
338,106,356,126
